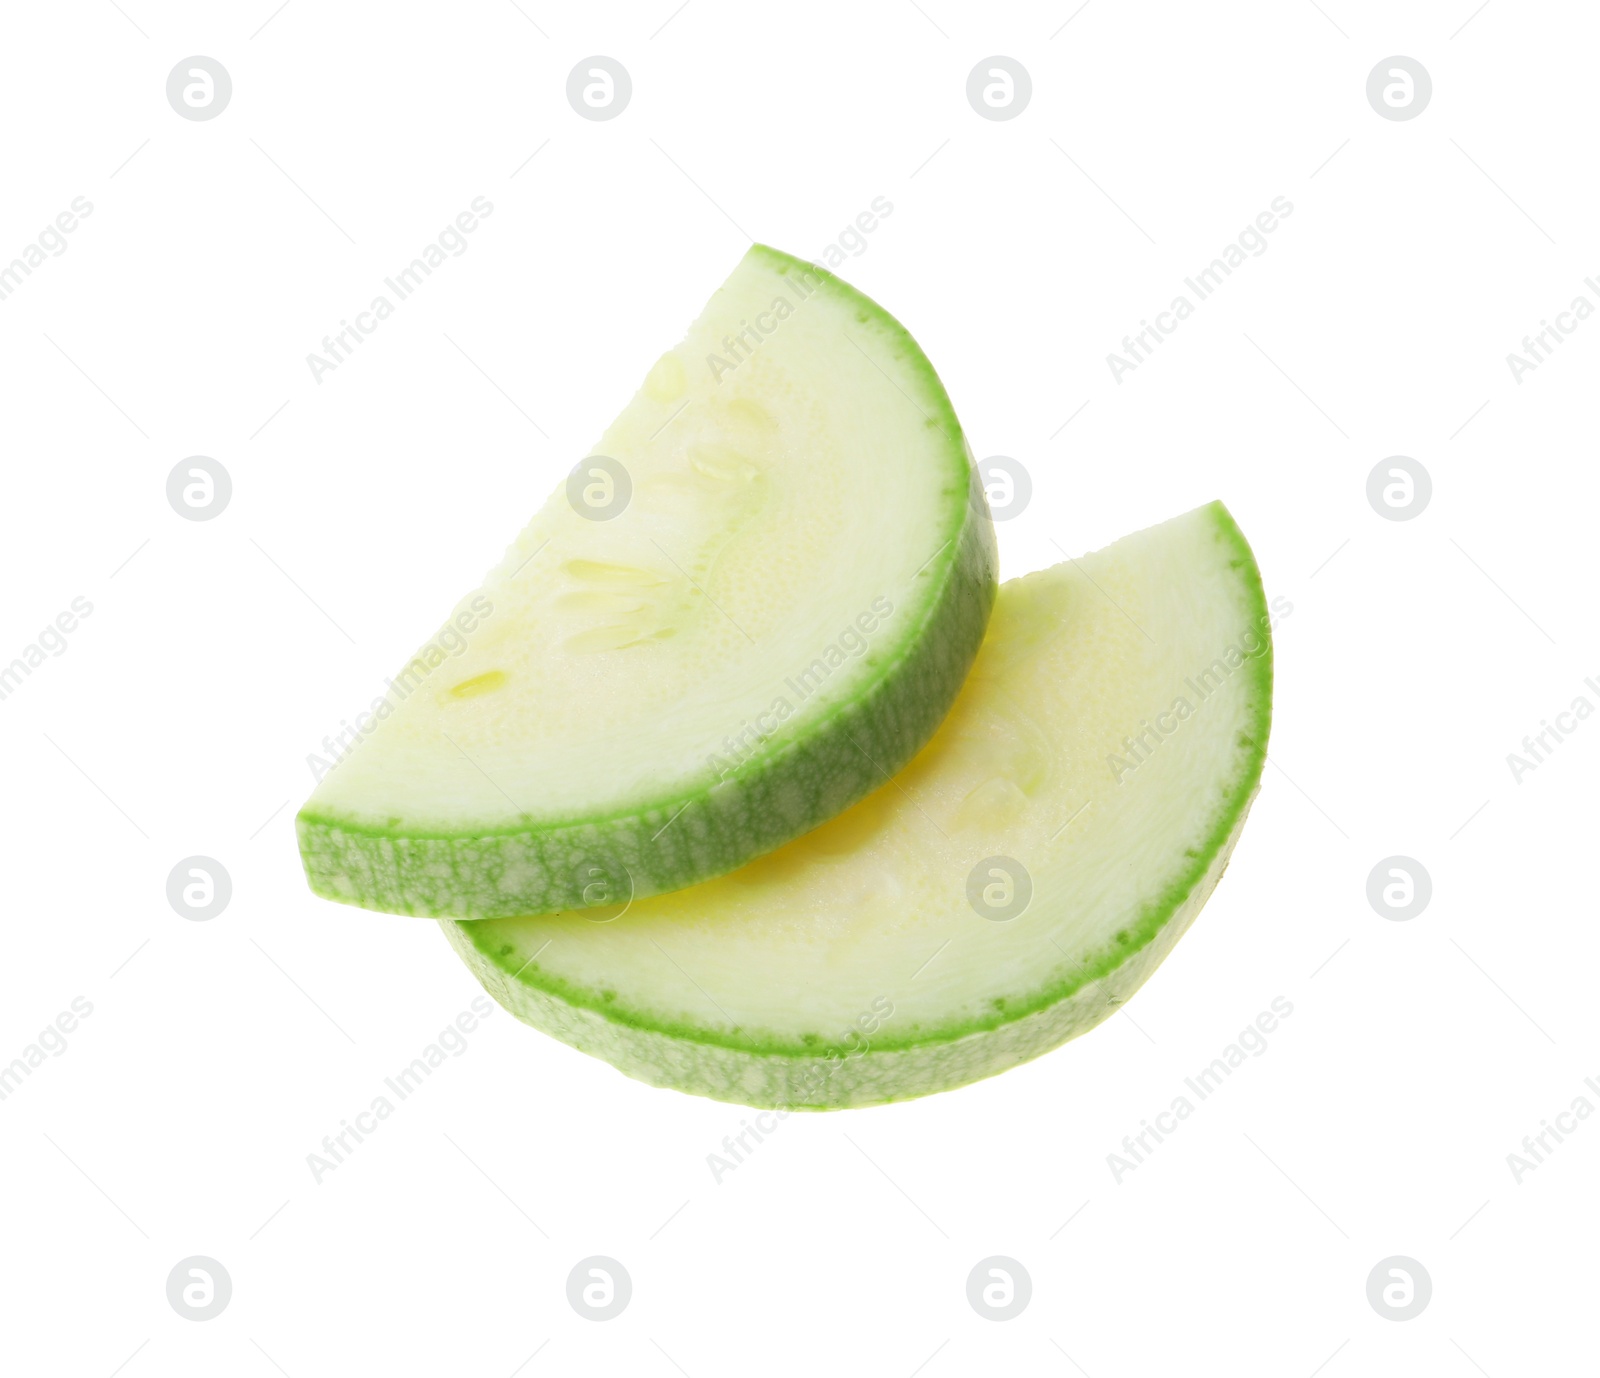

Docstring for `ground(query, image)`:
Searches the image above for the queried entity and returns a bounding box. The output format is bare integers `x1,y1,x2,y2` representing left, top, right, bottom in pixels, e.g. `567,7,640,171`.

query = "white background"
1,1,1595,1373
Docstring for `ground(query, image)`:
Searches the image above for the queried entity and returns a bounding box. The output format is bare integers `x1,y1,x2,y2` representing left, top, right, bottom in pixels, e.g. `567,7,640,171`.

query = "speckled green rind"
296,246,998,919
443,504,1274,1108
298,504,994,918
443,803,1254,1109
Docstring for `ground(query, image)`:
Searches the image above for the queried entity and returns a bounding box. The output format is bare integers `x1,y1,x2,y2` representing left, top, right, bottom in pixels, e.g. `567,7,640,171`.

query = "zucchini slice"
299,245,996,918
447,503,1273,1106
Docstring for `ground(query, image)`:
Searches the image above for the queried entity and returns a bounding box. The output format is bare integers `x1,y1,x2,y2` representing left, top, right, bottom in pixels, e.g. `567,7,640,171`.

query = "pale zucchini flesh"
446,502,1273,1107
298,245,996,919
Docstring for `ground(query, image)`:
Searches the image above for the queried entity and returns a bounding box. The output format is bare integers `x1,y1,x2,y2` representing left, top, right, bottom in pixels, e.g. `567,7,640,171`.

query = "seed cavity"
724,397,776,431
557,591,647,615
689,443,762,484
563,623,653,654
447,669,508,699
562,559,666,587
